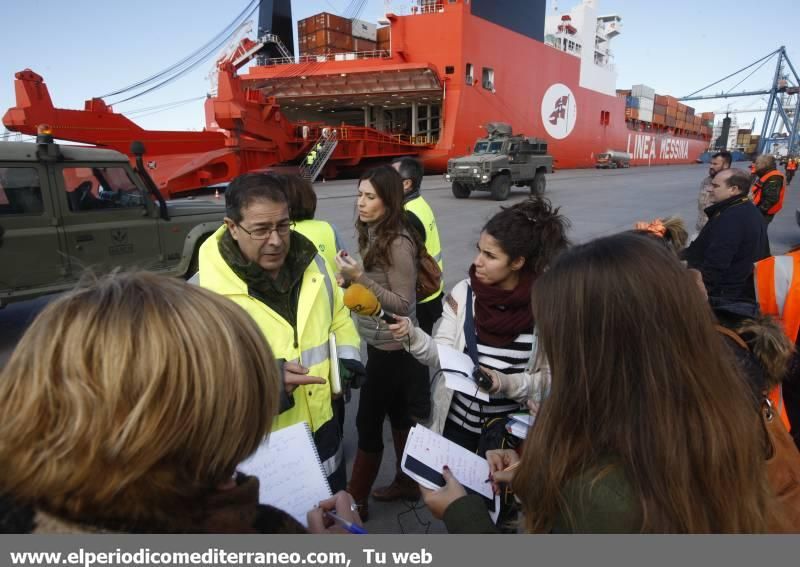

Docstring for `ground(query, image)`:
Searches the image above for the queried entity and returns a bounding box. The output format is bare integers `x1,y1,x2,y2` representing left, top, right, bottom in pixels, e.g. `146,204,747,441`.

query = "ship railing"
391,2,445,16
263,50,392,66
391,134,439,146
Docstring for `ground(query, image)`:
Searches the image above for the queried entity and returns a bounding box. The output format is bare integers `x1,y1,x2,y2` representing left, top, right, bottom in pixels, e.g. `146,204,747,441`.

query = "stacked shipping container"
298,13,383,56
624,86,713,136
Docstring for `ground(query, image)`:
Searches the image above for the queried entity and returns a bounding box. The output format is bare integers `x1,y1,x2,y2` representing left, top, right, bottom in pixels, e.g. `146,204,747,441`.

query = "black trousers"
416,292,444,335
356,345,431,453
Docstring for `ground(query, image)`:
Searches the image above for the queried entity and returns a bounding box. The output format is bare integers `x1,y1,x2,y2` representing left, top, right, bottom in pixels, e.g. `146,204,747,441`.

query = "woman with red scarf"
390,198,570,451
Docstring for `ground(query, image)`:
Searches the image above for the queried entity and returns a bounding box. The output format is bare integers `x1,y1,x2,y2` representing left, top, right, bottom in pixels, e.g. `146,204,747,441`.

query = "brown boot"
372,428,421,502
346,449,382,522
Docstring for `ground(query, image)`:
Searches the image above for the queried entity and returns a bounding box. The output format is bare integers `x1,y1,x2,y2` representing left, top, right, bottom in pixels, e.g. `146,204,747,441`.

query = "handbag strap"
464,286,480,365
715,324,750,351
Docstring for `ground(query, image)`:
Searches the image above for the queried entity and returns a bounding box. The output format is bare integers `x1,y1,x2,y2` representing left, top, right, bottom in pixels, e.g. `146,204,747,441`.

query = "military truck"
445,123,553,201
0,131,225,307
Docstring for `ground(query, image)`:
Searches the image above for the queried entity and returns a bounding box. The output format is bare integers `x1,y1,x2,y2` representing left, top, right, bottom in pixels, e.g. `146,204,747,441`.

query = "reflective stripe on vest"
754,253,800,431
321,442,344,478
295,220,339,272
751,170,786,215
405,196,444,302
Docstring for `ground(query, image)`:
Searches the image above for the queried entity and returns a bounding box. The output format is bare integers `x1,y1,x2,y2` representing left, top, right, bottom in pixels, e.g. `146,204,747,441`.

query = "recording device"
473,366,494,391
343,284,397,324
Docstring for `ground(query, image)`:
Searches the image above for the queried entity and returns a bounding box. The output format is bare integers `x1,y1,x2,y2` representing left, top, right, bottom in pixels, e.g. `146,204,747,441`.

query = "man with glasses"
198,173,362,492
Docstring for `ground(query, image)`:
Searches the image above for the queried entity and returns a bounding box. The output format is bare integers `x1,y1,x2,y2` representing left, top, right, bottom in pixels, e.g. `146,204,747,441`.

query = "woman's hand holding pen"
485,449,521,494
307,491,365,534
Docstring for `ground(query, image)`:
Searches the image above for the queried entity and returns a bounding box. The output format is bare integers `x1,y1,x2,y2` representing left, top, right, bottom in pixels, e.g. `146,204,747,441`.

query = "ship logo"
549,96,570,125
541,84,577,140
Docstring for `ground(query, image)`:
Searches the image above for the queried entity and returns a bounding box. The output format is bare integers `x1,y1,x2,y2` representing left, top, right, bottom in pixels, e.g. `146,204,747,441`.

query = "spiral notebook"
238,421,332,527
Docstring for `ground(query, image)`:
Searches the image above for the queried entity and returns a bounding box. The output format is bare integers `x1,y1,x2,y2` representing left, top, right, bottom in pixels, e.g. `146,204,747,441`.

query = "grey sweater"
354,231,418,350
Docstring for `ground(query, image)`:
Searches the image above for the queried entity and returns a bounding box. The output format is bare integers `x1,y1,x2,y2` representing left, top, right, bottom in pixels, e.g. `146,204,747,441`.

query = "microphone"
343,284,397,324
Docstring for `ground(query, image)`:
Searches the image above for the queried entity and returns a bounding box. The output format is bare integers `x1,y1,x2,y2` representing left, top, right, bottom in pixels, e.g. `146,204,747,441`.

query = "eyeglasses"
237,220,294,240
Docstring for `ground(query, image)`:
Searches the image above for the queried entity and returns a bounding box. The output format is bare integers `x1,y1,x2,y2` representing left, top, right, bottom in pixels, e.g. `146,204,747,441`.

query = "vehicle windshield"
474,141,504,154
597,154,610,159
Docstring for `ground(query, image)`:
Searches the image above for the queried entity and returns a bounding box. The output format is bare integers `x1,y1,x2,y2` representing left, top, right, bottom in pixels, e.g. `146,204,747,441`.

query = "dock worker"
750,154,787,224
392,157,445,335
197,173,364,492
786,157,797,186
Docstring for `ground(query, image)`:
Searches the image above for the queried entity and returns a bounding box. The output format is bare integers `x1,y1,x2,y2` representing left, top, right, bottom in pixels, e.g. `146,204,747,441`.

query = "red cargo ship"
2,0,711,197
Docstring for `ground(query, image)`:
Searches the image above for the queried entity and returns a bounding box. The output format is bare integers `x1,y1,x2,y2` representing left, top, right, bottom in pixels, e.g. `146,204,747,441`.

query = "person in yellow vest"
197,173,363,492
392,157,445,335
281,174,351,431
754,250,800,447
786,157,797,186
750,154,787,224
306,150,317,167
282,174,346,269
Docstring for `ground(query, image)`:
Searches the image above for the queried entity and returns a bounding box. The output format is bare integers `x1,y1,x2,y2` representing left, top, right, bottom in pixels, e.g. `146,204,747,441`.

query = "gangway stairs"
300,131,338,183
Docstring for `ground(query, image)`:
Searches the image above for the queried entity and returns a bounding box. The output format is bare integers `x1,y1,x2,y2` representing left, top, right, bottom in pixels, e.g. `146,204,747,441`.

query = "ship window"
482,67,495,91
445,66,454,75
600,110,610,125
465,63,474,86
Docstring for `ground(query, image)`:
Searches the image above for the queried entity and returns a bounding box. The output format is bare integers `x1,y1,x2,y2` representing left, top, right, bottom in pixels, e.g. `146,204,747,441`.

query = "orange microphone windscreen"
343,284,381,317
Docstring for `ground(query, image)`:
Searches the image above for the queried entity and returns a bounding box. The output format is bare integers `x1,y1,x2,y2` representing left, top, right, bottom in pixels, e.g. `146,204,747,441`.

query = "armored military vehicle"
0,130,225,307
445,123,553,201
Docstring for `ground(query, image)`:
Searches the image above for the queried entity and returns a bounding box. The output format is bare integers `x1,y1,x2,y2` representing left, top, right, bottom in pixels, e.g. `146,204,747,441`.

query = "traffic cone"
214,189,220,199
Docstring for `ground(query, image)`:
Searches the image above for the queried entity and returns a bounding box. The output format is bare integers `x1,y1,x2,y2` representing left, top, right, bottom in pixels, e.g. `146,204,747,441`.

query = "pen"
324,511,368,534
484,460,521,483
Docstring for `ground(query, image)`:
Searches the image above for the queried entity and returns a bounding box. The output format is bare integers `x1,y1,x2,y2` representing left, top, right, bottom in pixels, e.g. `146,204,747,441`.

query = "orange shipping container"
353,37,377,51
666,107,678,118
301,29,353,51
377,40,390,52
652,113,666,125
377,26,391,43
664,96,679,108
625,108,639,120
303,12,352,34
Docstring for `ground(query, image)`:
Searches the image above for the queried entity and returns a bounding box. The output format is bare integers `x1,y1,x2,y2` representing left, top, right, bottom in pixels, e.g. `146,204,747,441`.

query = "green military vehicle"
445,123,553,201
0,133,225,307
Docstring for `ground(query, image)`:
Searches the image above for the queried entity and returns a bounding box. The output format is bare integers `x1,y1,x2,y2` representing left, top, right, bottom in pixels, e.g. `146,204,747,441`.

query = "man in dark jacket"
750,154,786,224
683,168,770,303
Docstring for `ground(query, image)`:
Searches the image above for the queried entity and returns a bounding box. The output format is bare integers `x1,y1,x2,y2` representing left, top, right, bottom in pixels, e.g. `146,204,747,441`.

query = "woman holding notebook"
389,198,569,452
420,234,776,533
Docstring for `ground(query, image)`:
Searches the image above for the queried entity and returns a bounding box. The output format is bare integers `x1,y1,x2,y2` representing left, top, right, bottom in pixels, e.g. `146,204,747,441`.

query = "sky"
1,0,797,138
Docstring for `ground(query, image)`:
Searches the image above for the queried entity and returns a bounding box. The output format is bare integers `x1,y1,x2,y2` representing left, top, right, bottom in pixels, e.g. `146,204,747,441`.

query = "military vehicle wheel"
490,174,511,201
452,181,471,199
531,171,546,196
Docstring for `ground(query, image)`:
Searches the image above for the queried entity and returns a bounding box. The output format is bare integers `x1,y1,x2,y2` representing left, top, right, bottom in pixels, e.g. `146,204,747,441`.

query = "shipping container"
625,108,640,120
654,103,666,115
299,12,353,35
377,26,390,43
686,107,695,117
654,94,669,107
666,107,678,118
377,40,390,52
666,116,677,127
664,96,679,108
300,29,353,53
631,84,656,99
652,113,667,125
626,96,639,109
353,37,377,51
638,108,654,122
637,97,654,110
352,18,378,41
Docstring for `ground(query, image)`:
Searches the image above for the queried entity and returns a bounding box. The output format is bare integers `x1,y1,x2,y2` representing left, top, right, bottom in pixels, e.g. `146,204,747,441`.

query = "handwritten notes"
401,424,493,500
238,422,331,527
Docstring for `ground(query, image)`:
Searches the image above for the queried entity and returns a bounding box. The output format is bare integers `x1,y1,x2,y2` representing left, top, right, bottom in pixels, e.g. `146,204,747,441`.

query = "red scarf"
468,265,534,347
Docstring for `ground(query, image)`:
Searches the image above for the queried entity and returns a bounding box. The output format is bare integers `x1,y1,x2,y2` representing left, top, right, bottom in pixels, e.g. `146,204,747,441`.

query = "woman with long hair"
335,164,430,519
422,233,775,533
0,272,360,533
390,198,569,452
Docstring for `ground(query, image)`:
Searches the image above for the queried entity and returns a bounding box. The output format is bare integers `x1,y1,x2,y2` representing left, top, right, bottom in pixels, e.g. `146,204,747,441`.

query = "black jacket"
683,194,770,302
